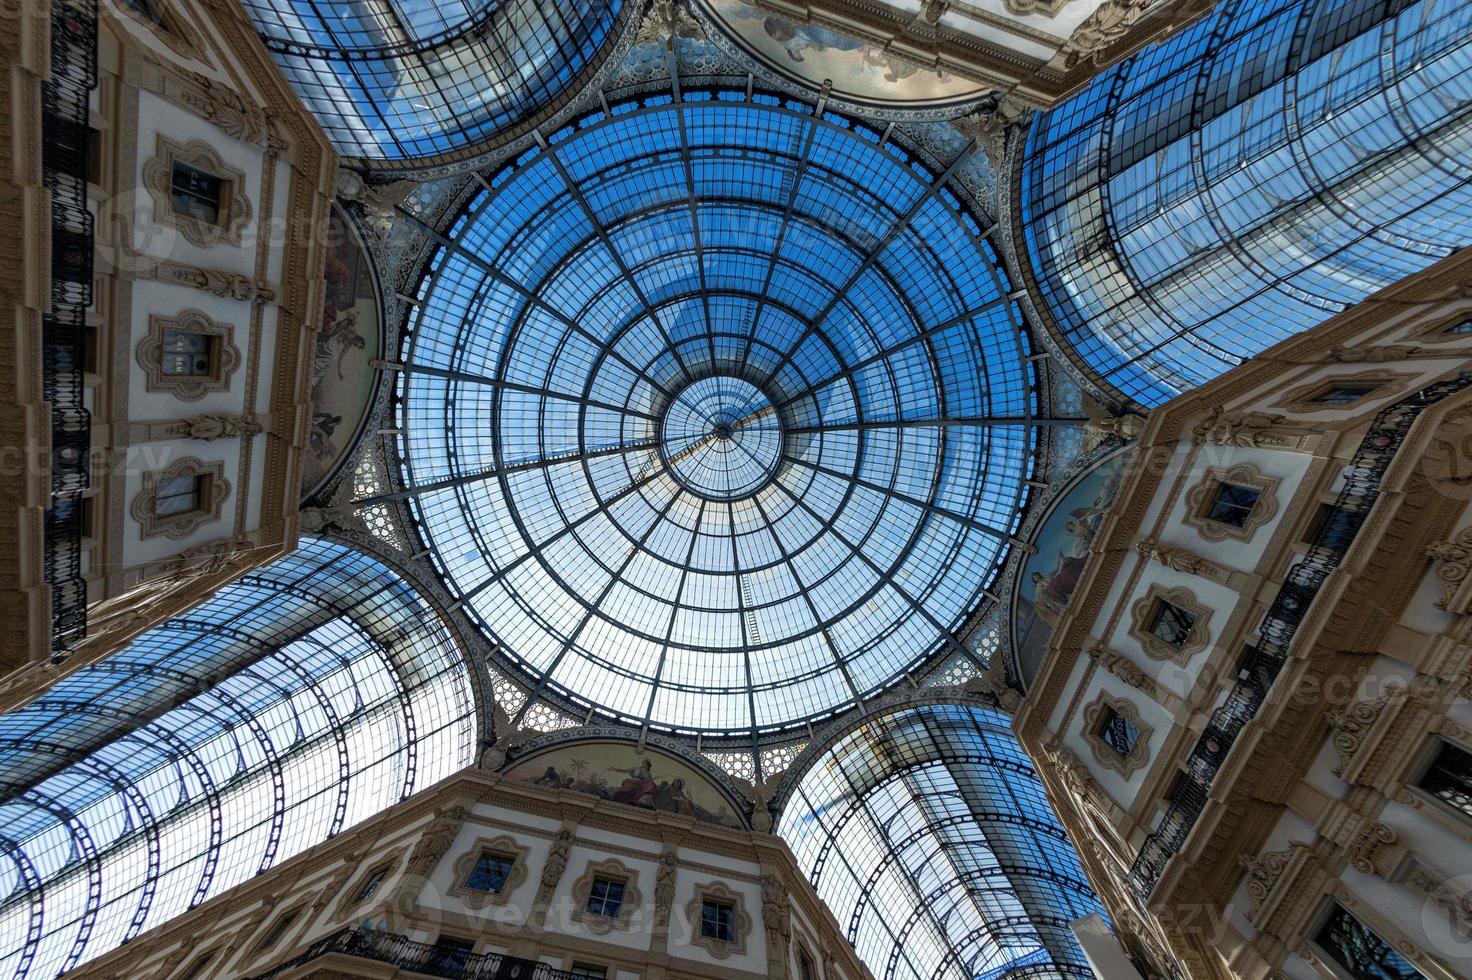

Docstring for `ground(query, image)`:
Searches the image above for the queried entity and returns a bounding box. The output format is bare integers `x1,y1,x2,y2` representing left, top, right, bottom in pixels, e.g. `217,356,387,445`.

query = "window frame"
1183,463,1280,543
448,835,530,910
570,858,641,934
136,310,241,401
684,880,751,959
142,136,251,247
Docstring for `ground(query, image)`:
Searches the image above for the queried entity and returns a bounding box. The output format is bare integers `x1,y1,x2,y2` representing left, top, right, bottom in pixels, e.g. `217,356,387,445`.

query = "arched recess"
775,700,1102,980
0,537,479,979
1016,0,1472,408
239,0,635,165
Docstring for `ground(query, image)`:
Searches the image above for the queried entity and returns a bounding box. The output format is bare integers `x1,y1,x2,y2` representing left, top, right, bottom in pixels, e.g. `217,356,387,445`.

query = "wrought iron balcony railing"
1128,371,1472,900
250,928,588,980
40,0,97,657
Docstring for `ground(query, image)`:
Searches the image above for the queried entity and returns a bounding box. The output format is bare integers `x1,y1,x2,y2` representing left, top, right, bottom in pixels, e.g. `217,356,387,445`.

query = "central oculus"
659,375,783,501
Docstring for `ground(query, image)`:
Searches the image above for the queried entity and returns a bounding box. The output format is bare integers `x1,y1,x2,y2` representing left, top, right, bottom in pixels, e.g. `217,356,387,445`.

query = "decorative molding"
129,456,229,540
1082,691,1152,777
1239,847,1298,915
333,847,406,919
1086,645,1149,692
406,805,468,879
953,92,1031,169
1189,406,1301,449
1003,0,1071,14
570,857,643,934
1326,692,1397,778
1344,820,1397,876
535,825,576,908
135,309,241,401
1404,862,1472,934
1426,524,1472,613
685,880,752,960
1272,370,1416,414
108,0,202,59
1127,584,1211,664
132,253,277,303
159,414,262,440
1183,463,1281,543
761,874,792,956
1323,345,1434,364
176,80,285,150
141,136,252,247
635,0,702,47
1134,537,1231,583
1059,0,1159,68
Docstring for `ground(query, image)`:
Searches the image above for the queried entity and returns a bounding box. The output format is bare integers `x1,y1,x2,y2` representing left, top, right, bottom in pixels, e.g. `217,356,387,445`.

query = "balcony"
251,928,589,980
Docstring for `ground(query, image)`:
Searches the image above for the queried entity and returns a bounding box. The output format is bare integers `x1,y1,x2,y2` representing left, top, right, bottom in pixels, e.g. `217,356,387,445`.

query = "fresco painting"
302,205,380,498
504,742,745,829
701,0,987,106
1012,450,1130,687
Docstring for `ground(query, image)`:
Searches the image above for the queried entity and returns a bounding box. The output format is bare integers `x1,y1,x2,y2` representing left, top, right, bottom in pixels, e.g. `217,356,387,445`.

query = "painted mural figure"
506,744,742,828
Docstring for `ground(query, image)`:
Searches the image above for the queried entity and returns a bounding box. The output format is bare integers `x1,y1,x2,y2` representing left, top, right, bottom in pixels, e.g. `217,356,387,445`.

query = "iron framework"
250,927,591,980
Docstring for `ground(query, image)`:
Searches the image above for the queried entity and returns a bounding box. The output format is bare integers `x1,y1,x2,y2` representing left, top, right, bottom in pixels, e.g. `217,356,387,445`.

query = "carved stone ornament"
335,168,417,214
1326,691,1396,777
110,0,202,58
1083,412,1147,446
1087,646,1150,694
300,481,367,537
1003,0,1070,14
1239,847,1298,914
130,456,229,540
144,256,276,303
178,80,284,150
1127,584,1211,664
1324,345,1432,364
730,768,783,833
635,0,702,47
136,309,241,401
538,826,575,902
1060,0,1158,68
406,805,469,878
1345,821,1397,876
570,858,642,934
954,91,1030,168
685,880,752,959
162,414,262,440
1190,405,1292,448
654,848,678,927
1082,691,1153,777
1134,538,1223,581
1406,864,1472,934
760,874,791,953
1183,463,1281,543
960,655,1021,711
1426,524,1472,612
142,136,252,247
478,700,542,771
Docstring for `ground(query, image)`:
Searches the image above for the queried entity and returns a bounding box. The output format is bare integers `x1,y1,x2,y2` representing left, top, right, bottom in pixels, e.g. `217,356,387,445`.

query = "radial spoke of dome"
638,497,707,731
510,482,687,728
452,464,672,610
761,140,978,384
770,302,1007,413
756,438,981,667
728,499,763,761
736,99,822,379
393,205,677,400
785,418,1086,435
668,53,718,366
396,362,662,423
745,488,867,712
359,439,660,505
781,451,1014,544
534,130,699,380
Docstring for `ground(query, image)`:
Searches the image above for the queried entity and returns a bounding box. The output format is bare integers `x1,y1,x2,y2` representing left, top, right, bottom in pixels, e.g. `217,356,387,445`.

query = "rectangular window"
424,936,474,974
160,329,215,377
354,865,389,903
170,161,224,224
1315,903,1424,980
154,474,205,518
85,127,104,186
584,877,625,918
1205,482,1260,527
1417,740,1472,820
78,496,95,540
1148,600,1196,649
1097,707,1140,758
799,951,817,980
701,899,735,942
1444,318,1472,335
256,909,299,951
1311,383,1379,405
178,952,214,980
568,965,607,980
465,851,514,893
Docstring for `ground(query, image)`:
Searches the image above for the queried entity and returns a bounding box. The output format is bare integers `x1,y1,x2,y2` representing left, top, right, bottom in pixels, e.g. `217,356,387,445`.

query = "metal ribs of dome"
393,88,1066,740
240,0,627,161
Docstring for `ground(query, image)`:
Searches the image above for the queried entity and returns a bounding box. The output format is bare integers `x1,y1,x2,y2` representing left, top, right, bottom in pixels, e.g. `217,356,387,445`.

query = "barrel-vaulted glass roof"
392,89,1058,739
1020,0,1472,406
0,539,476,978
778,703,1103,980
240,0,625,160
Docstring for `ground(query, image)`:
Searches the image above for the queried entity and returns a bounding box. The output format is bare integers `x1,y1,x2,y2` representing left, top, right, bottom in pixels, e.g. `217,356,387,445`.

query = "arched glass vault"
240,0,627,161
0,539,477,979
388,87,1073,741
777,702,1103,980
1019,0,1472,406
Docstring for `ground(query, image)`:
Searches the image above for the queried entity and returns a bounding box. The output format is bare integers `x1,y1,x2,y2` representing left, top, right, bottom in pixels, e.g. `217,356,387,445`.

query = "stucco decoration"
1127,584,1211,664
1183,463,1281,543
142,136,252,247
136,310,241,401
1082,692,1152,777
130,456,229,540
685,880,753,959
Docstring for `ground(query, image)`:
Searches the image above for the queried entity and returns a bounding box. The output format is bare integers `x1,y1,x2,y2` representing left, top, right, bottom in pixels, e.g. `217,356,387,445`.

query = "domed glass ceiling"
396,90,1048,737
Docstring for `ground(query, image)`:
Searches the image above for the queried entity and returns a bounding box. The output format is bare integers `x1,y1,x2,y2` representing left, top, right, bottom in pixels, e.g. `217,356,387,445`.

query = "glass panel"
1097,709,1139,757
585,878,625,917
1419,740,1472,819
701,900,734,941
1315,904,1424,980
153,473,201,516
1149,601,1196,648
160,330,213,377
169,162,223,224
1206,483,1260,527
1312,385,1379,404
466,852,514,893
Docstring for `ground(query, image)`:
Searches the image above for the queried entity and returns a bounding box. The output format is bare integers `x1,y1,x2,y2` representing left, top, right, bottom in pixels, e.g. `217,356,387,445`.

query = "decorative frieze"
1190,405,1309,449
1134,537,1235,585
1426,524,1472,613
1344,820,1398,876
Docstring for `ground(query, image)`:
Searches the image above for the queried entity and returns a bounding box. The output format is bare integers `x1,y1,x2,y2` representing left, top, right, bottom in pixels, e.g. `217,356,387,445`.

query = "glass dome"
396,90,1046,738
241,0,626,161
